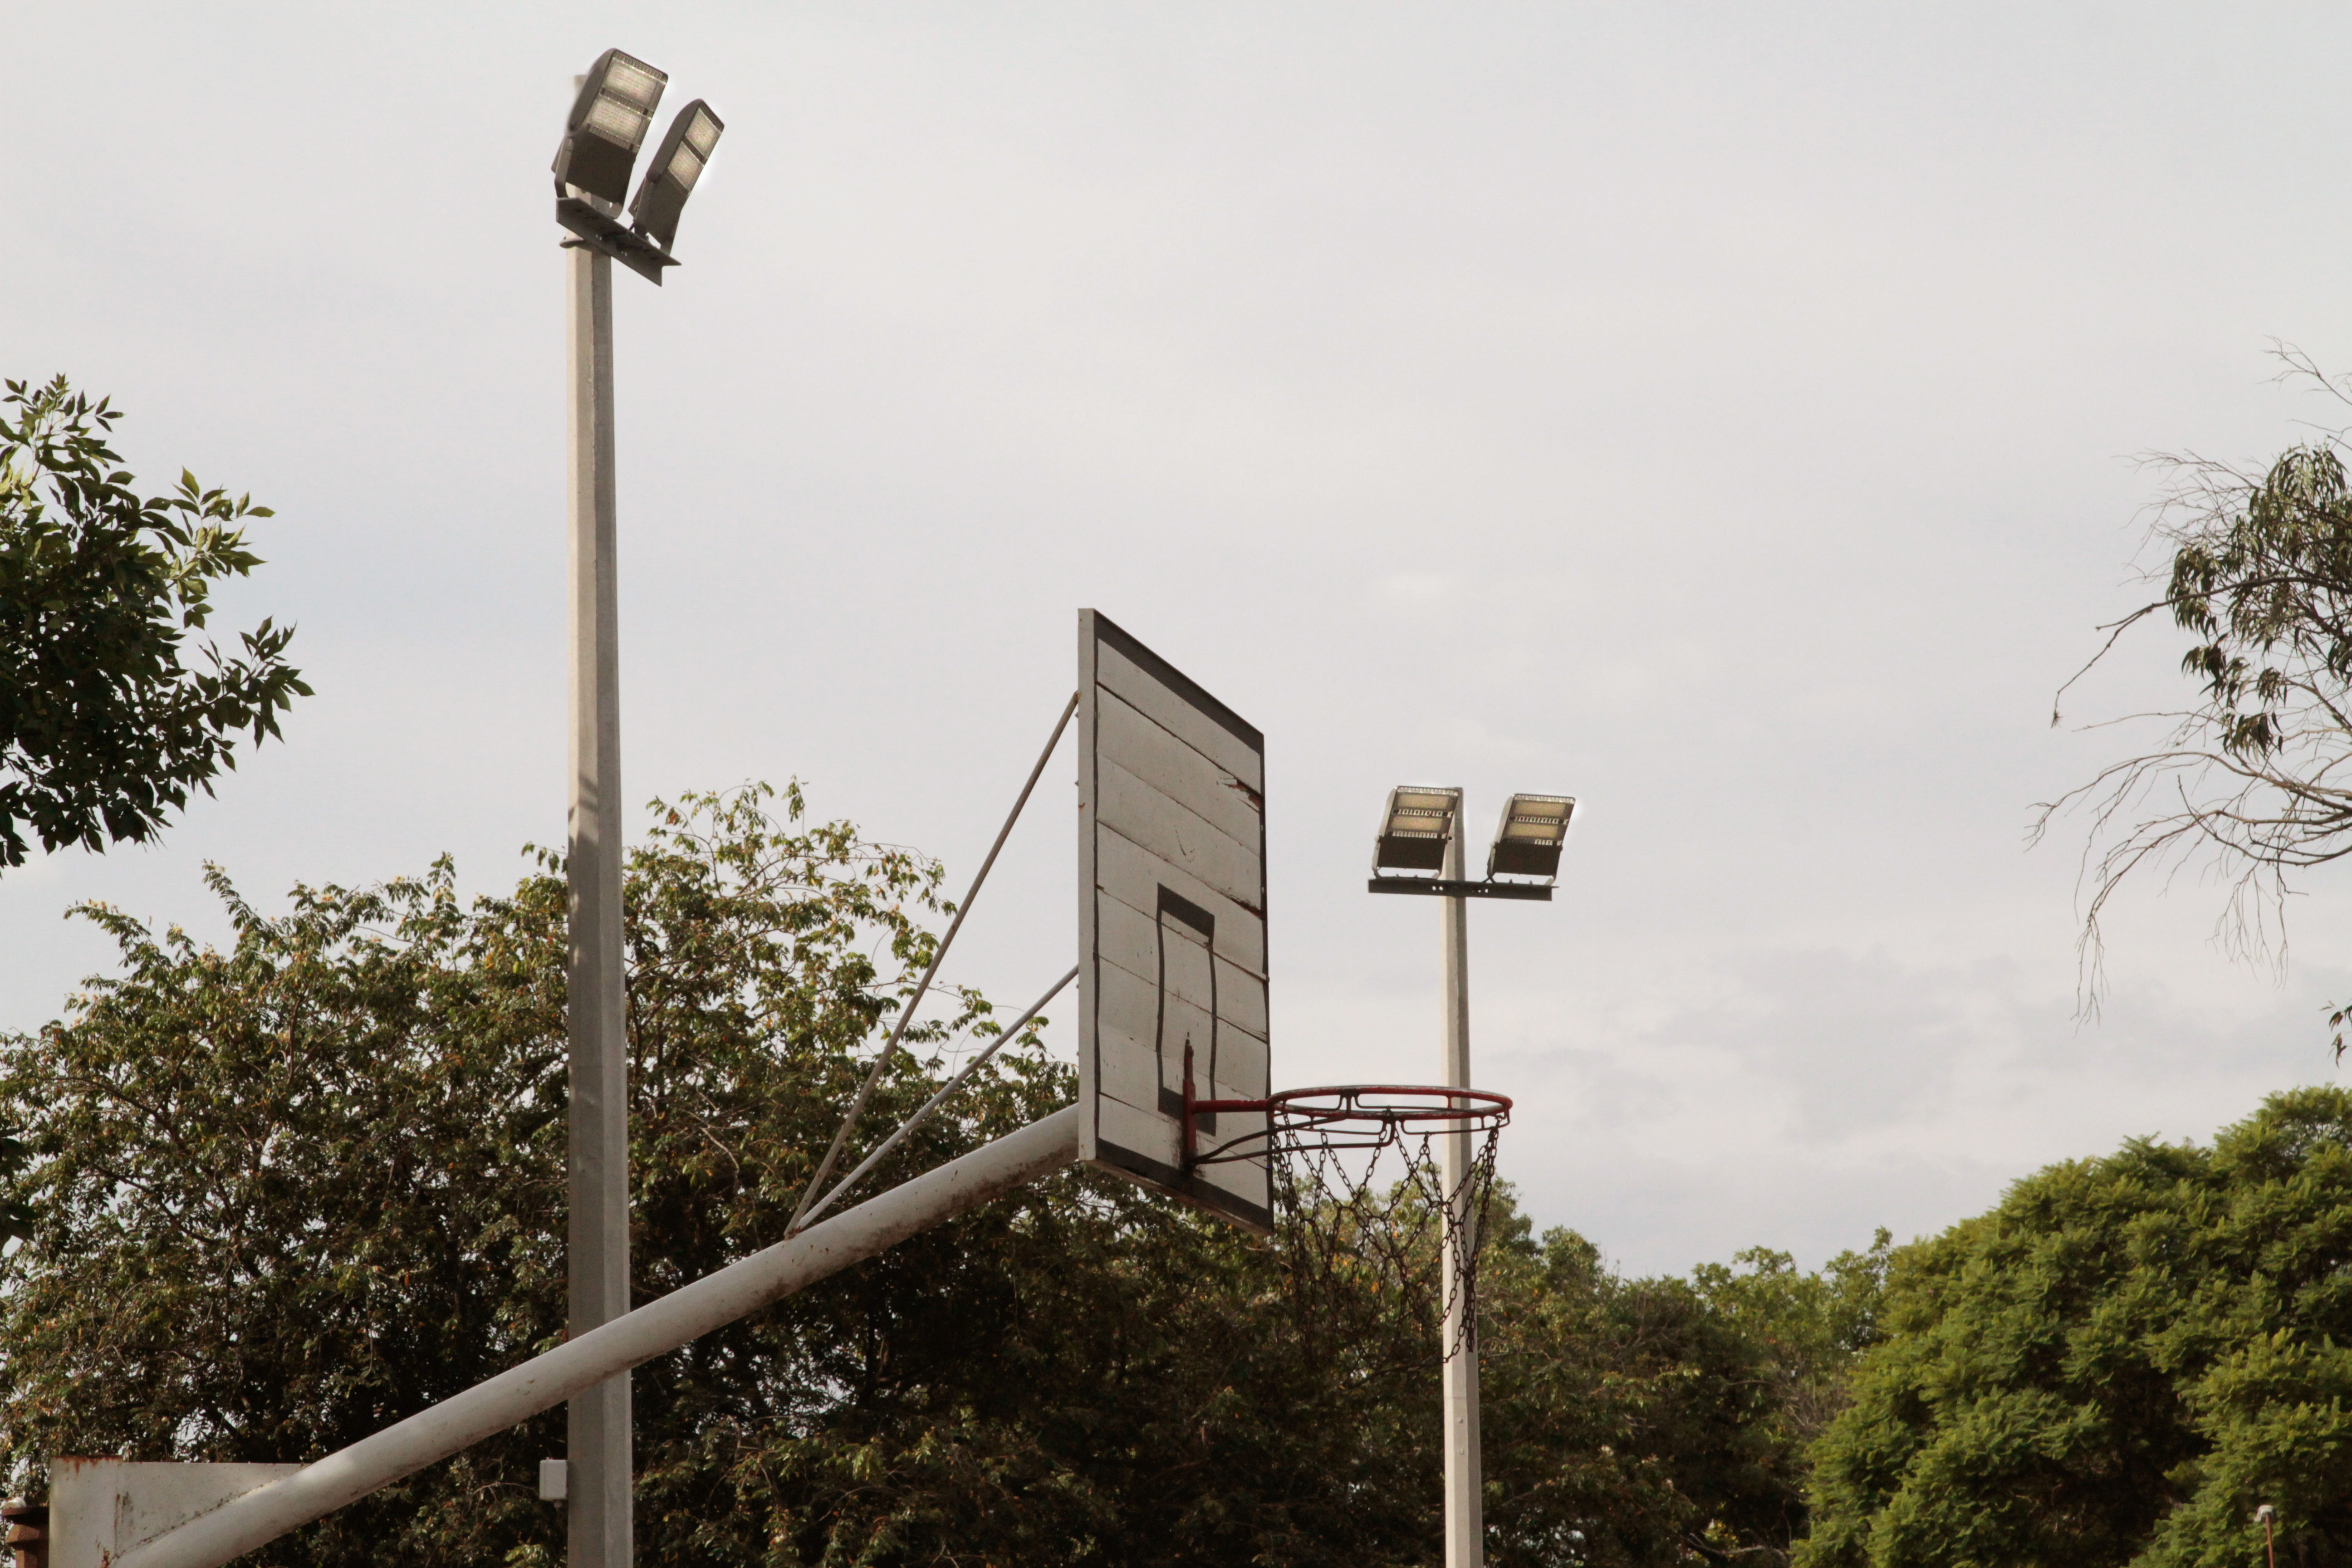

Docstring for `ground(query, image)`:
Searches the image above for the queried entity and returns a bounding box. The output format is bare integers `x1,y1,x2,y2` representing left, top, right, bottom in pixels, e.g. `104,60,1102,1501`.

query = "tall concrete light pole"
1370,787,1575,1568
1436,819,1482,1568
550,50,725,1568
564,216,631,1568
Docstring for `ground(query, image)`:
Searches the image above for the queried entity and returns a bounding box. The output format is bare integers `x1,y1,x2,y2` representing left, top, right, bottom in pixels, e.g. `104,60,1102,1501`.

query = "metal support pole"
565,236,632,1568
1439,823,1482,1568
110,1109,1083,1568
796,965,1080,1232
787,691,1079,1234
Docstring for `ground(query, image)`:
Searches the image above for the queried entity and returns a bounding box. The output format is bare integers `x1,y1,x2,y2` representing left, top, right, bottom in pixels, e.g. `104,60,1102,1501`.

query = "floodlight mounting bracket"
557,197,678,285
1366,877,1552,901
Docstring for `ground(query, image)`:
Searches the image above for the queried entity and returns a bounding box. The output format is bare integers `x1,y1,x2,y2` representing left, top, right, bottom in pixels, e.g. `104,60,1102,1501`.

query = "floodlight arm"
557,202,680,284
1367,877,1552,901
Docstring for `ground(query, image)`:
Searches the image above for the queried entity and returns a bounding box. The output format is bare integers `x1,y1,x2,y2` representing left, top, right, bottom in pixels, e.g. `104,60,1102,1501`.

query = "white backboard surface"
1076,610,1272,1231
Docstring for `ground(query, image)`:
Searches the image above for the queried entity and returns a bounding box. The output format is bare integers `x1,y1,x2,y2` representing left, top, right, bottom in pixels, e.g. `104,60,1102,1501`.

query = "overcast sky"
11,4,2352,1276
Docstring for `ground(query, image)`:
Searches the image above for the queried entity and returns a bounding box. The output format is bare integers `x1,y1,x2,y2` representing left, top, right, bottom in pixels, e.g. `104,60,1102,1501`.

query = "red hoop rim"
1267,1083,1511,1121
1184,1083,1512,1165
1191,1084,1512,1123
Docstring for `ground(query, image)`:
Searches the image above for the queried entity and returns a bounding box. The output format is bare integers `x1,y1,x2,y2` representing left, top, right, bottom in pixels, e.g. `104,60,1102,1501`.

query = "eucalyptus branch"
2043,360,2352,1034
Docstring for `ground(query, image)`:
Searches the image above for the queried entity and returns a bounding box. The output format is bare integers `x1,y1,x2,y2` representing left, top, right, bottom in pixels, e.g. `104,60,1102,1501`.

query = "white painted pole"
789,691,1080,1233
1439,820,1483,1568
113,1108,1083,1568
566,232,631,1568
796,965,1079,1232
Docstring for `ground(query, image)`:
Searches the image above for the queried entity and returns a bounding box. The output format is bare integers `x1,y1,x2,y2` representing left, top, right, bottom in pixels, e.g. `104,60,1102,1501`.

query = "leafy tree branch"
0,373,310,870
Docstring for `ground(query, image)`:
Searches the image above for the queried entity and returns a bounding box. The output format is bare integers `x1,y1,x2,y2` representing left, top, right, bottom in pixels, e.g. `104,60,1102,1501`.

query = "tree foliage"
1482,1230,1888,1565
0,374,309,869
0,786,1868,1565
1690,1236,1894,1470
1798,1087,2352,1568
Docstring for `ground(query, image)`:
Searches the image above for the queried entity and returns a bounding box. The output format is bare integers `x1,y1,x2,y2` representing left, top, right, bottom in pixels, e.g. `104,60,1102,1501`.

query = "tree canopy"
1798,1087,2352,1568
0,374,308,870
0,786,1876,1567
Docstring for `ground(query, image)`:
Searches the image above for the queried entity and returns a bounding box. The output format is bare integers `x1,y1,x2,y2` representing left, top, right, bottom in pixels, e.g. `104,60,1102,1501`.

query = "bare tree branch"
2038,351,2352,1053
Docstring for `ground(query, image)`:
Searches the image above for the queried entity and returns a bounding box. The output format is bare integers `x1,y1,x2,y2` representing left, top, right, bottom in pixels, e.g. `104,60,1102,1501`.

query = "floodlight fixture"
629,100,725,253
1368,785,1570,900
552,51,725,285
1487,793,1575,882
553,49,668,209
1374,786,1460,876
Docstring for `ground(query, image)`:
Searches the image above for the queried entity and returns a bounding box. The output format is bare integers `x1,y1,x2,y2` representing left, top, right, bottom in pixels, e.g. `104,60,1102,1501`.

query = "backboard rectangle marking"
1093,898,1268,1034
1094,829,1264,972
1152,885,1218,1123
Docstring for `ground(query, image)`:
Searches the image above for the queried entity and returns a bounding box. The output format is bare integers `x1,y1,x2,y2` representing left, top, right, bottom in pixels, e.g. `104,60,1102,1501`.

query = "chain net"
1203,1088,1507,1358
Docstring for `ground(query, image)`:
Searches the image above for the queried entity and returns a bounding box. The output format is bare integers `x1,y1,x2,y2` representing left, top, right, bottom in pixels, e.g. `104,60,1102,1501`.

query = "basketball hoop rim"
1182,1082,1512,1166
1193,1083,1512,1119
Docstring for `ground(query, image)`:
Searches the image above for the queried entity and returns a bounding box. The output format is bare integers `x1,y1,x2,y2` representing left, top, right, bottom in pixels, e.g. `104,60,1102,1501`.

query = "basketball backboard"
1075,610,1272,1232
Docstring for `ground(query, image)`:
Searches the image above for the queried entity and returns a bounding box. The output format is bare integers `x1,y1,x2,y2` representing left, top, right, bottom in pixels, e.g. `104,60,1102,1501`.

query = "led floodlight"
629,100,725,252
1374,786,1461,875
553,48,668,208
1487,793,1574,882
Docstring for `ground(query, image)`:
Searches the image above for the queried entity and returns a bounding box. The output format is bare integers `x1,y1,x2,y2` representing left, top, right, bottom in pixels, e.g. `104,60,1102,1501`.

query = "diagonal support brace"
104,1107,1081,1568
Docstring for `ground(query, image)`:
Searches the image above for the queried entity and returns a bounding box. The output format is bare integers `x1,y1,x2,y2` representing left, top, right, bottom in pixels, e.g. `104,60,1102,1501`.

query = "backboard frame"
1075,609,1273,1232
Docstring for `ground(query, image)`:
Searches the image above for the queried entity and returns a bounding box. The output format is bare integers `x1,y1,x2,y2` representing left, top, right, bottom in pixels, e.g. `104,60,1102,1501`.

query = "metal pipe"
788,691,1079,1231
798,965,1078,1230
115,1107,1082,1568
1438,821,1483,1568
564,230,631,1568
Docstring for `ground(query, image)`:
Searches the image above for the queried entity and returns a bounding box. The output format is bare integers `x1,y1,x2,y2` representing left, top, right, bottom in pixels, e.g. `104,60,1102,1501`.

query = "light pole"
1370,787,1575,1568
549,49,725,1568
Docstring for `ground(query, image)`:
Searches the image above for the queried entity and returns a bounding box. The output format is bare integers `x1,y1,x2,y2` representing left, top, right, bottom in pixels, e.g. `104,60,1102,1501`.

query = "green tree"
1798,1087,2352,1568
1691,1235,1894,1469
0,374,309,869
1470,1227,1889,1567
0,784,1862,1566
